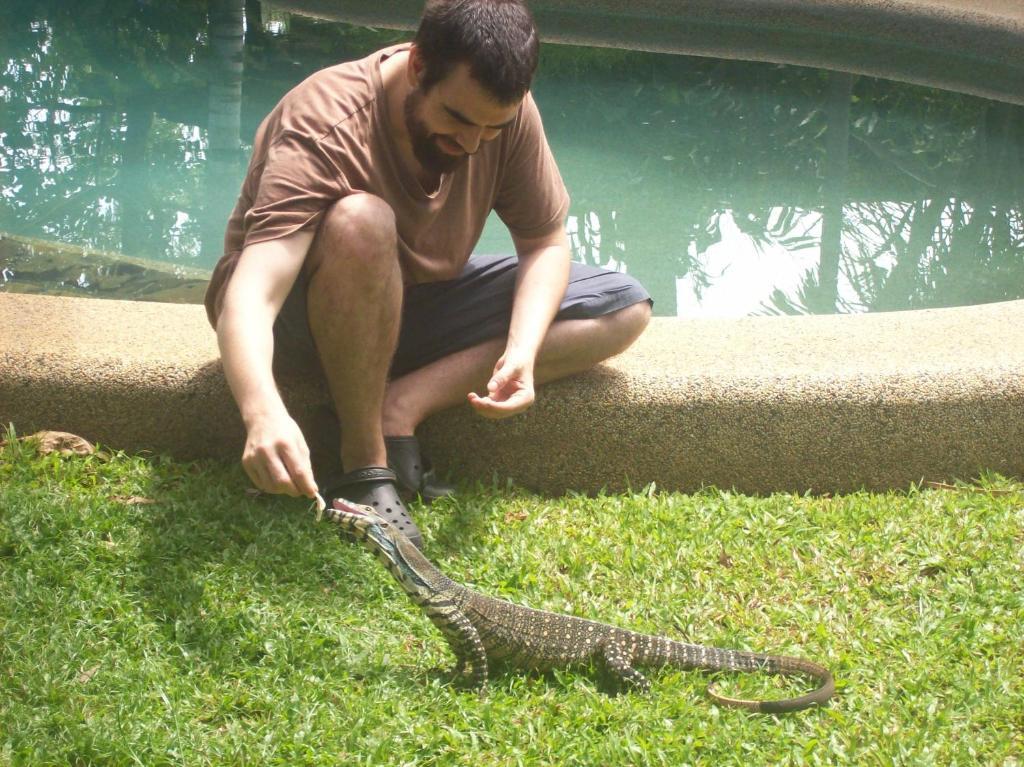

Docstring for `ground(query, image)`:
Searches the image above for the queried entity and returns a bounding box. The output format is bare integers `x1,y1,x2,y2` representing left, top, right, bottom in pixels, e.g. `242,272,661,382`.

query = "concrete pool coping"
278,0,1024,106
3,0,1023,492
3,291,1023,494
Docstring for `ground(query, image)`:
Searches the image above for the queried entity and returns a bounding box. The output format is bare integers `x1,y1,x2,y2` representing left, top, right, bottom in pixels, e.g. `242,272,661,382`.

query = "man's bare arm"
467,227,570,417
217,229,318,497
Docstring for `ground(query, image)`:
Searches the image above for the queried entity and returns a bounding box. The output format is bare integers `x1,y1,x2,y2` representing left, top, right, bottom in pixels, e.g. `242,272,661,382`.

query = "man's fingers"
281,441,317,498
470,355,534,417
264,454,301,496
467,392,503,418
242,457,266,492
245,444,306,497
467,390,533,419
250,460,282,495
293,469,318,498
241,416,315,499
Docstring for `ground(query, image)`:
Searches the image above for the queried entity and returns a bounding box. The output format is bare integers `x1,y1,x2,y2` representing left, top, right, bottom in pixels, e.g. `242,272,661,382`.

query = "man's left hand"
467,352,535,418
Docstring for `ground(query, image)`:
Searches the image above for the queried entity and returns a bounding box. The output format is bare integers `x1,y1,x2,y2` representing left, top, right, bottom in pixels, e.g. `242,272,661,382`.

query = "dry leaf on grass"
77,665,101,684
2,430,96,456
111,495,157,505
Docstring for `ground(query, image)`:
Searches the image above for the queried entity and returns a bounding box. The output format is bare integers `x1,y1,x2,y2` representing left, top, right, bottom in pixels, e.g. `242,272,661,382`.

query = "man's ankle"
340,447,388,472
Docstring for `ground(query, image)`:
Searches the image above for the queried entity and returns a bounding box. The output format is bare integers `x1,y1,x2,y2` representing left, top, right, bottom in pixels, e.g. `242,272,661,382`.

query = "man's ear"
407,44,424,88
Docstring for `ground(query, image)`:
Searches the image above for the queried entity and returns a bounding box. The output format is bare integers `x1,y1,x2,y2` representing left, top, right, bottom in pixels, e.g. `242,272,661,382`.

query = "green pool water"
2,0,1022,317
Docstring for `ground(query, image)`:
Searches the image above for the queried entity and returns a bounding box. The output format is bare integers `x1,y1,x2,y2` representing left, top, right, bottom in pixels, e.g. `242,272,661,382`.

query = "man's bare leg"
382,300,651,435
305,194,402,471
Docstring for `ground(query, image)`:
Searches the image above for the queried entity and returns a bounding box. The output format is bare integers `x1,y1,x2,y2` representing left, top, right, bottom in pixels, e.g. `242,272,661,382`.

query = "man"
204,0,652,547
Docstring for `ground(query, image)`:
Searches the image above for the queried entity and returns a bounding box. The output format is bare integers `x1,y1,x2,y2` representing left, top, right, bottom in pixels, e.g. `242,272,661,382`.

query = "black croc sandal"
385,436,455,503
321,467,424,549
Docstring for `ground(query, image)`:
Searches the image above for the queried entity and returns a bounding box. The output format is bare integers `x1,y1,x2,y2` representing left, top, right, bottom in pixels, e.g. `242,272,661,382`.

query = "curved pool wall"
3,0,1024,493
279,0,1024,106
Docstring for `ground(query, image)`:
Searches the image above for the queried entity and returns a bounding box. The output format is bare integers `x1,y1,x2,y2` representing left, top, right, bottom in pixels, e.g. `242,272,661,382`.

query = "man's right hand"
241,409,318,498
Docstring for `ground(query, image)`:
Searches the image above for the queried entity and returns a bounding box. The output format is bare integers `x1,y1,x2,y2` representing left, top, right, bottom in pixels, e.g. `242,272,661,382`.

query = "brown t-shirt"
204,43,570,327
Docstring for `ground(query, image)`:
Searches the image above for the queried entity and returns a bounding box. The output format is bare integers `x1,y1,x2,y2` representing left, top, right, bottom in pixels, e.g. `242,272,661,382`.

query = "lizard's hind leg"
596,640,651,694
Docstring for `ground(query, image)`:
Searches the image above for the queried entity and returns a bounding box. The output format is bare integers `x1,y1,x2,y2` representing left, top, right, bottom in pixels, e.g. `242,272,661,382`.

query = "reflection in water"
1,1,212,264
676,209,819,317
1,0,1023,316
532,57,1024,316
816,72,855,313
204,0,247,262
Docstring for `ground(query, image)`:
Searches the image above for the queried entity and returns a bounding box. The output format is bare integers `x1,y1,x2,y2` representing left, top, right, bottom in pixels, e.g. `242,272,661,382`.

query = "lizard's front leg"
425,601,488,688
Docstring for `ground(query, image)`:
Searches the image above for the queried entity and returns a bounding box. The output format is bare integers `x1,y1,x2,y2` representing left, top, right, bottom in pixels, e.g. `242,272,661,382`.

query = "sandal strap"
339,466,396,485
320,466,396,498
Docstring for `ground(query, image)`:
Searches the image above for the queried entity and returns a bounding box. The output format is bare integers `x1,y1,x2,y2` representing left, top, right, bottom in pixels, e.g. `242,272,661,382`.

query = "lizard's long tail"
667,642,835,713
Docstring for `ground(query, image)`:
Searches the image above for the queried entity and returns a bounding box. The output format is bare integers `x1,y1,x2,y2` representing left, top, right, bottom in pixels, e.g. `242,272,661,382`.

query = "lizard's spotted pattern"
324,499,835,713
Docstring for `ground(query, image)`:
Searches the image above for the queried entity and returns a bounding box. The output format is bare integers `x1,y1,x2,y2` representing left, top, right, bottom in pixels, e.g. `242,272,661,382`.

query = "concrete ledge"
3,292,1022,494
278,0,1024,105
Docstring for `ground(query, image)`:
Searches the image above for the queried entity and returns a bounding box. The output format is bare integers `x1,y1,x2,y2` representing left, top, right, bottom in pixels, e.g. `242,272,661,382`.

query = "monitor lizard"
322,498,835,713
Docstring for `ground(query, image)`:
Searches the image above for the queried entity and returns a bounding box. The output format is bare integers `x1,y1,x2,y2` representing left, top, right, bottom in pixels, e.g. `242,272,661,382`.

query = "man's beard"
403,88,468,177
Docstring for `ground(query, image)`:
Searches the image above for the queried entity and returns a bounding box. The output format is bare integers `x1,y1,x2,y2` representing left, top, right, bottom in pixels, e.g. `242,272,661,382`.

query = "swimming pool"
2,0,1022,317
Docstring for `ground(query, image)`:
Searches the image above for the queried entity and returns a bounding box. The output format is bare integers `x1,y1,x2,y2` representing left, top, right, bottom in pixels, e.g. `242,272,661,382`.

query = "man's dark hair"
414,0,540,104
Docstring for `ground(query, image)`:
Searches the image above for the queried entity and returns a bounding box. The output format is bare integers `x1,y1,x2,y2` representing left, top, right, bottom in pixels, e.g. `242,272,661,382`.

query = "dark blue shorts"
273,254,652,378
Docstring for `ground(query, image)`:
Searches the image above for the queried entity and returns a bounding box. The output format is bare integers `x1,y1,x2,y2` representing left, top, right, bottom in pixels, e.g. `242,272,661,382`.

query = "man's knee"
602,300,651,355
308,193,397,274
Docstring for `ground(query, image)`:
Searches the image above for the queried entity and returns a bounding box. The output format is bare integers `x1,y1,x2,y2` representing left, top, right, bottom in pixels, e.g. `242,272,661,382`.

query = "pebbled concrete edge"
3,292,1023,494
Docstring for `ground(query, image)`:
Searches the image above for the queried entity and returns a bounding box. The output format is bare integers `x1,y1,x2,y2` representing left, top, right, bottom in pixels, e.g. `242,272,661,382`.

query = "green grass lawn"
1,436,1022,766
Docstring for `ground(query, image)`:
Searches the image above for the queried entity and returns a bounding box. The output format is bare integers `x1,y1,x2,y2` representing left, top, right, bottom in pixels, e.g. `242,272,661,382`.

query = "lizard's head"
326,498,407,559
324,498,436,594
